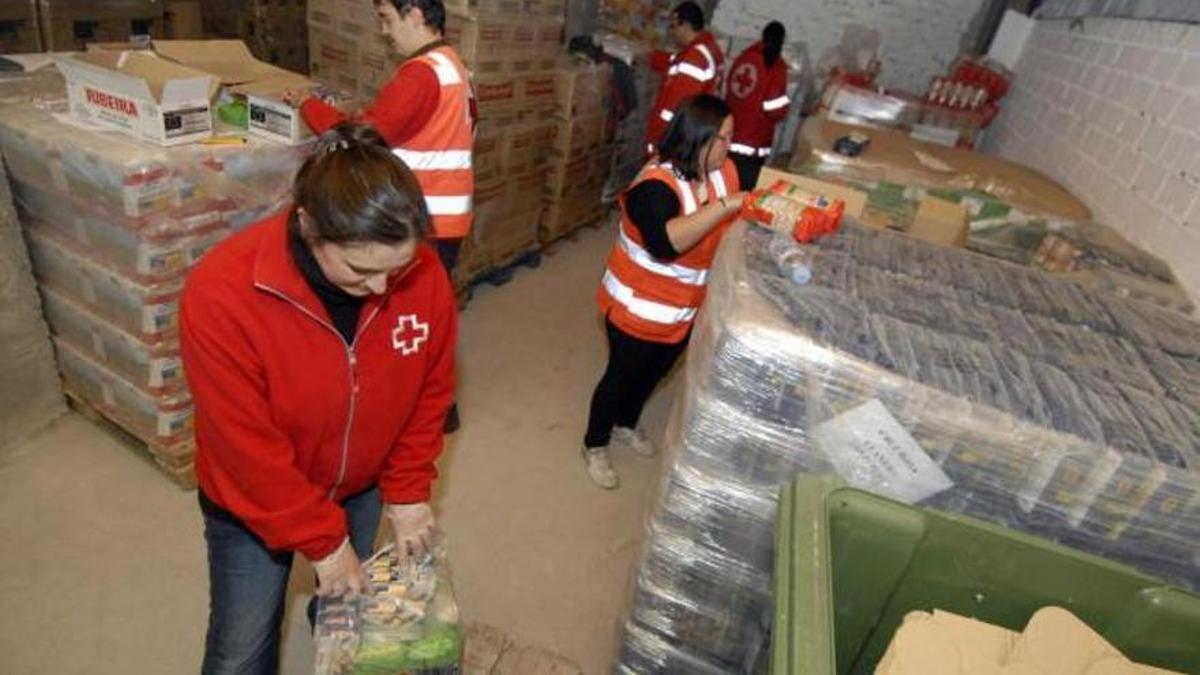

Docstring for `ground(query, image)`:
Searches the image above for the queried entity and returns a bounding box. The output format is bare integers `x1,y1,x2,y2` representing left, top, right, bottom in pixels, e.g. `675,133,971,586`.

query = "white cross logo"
392,314,429,356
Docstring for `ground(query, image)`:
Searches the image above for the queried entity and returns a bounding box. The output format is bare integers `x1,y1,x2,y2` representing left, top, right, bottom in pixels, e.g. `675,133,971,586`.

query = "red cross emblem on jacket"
393,314,430,355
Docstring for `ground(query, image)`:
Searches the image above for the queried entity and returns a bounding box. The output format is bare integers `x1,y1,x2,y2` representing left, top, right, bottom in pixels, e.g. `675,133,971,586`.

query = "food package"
618,222,1200,674
741,180,845,243
314,544,463,675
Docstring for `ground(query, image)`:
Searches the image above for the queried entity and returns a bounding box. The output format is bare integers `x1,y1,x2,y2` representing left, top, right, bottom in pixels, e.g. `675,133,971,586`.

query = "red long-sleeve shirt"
646,31,725,150
726,41,790,155
302,58,441,146
180,210,456,560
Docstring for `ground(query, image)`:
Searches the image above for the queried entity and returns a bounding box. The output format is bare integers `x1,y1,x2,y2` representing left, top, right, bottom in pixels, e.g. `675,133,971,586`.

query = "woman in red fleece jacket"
180,123,456,675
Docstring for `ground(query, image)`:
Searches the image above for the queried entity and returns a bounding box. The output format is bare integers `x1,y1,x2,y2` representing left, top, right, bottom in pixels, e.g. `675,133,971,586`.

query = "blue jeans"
198,487,382,675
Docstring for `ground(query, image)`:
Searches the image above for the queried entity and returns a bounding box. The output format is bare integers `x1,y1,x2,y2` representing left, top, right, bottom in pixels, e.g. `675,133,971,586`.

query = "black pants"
434,238,463,430
731,152,766,191
434,237,462,273
584,318,688,449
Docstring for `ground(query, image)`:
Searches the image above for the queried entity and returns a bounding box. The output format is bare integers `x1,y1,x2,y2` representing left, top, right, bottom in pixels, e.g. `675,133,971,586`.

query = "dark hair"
656,95,731,181
673,1,705,31
293,123,430,245
763,21,785,68
378,0,446,34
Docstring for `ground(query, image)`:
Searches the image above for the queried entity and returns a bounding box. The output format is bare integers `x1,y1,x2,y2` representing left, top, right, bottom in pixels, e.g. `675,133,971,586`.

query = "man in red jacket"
645,1,725,154
181,124,456,675
725,21,790,189
298,0,472,432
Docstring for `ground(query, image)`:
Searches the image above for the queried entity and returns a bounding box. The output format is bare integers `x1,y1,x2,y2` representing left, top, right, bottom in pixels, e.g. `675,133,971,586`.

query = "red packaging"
740,181,845,243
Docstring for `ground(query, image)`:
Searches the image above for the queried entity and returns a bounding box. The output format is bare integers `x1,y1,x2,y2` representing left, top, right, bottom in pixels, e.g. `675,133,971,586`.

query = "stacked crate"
37,0,164,51
445,5,565,283
308,1,568,288
0,1,40,54
540,59,613,244
619,223,1200,672
200,0,308,73
0,99,307,487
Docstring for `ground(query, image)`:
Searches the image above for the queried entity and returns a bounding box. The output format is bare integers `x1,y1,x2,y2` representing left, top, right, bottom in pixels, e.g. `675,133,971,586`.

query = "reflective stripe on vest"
763,95,789,111
603,270,698,325
427,51,463,85
425,194,473,216
730,143,772,157
393,148,473,171
617,227,707,286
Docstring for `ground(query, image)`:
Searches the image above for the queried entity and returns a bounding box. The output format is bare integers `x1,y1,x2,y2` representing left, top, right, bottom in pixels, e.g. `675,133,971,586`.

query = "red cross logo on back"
392,314,429,356
730,62,758,100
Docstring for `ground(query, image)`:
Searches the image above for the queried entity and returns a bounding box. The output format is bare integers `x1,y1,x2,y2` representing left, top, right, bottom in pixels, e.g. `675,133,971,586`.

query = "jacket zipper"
254,282,384,499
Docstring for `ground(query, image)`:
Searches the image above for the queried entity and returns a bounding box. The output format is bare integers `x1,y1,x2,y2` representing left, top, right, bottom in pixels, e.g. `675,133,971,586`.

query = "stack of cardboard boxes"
541,59,613,243
0,2,40,53
0,44,313,486
199,0,308,73
37,0,164,52
308,1,570,287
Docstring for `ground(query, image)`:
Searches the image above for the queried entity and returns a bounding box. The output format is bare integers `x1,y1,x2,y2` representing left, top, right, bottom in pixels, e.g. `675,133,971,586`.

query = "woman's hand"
720,191,752,214
384,503,436,557
311,538,367,597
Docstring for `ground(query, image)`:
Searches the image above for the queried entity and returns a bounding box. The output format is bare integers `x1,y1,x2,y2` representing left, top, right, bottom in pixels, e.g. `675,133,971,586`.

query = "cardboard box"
444,12,508,73
164,1,203,39
552,112,607,160
758,166,968,247
504,119,556,175
479,212,540,266
333,0,376,41
57,50,217,146
0,3,40,53
541,192,607,242
473,73,517,118
791,117,1092,222
509,167,547,209
555,62,611,118
910,196,969,247
307,0,337,30
309,26,360,92
473,176,512,225
519,71,558,110
151,40,316,144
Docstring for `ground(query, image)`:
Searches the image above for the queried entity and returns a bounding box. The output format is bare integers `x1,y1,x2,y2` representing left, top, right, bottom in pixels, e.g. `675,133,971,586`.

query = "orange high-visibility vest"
393,46,475,239
598,158,740,344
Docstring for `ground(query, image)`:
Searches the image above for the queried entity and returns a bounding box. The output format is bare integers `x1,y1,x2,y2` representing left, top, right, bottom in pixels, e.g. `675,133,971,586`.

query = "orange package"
740,180,845,243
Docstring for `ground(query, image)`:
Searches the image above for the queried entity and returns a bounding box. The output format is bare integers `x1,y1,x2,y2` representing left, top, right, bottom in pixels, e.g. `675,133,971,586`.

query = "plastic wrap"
313,544,462,675
619,221,1200,673
0,90,308,465
40,286,184,395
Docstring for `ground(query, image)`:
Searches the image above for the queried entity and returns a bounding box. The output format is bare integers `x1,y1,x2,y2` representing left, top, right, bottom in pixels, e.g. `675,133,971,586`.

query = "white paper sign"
813,399,953,504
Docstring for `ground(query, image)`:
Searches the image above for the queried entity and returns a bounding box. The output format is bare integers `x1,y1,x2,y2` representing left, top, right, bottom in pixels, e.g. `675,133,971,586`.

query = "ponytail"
293,122,430,245
762,21,785,68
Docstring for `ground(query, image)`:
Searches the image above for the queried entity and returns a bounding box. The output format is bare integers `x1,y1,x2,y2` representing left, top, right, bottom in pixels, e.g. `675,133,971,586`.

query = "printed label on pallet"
813,399,953,504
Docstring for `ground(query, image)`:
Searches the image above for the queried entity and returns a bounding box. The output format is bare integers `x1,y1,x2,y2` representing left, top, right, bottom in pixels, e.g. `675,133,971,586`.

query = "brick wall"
985,17,1200,300
712,0,990,93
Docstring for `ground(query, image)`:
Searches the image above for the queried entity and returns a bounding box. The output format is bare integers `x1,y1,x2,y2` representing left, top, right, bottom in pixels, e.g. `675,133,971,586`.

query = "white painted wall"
985,17,1200,300
712,0,991,93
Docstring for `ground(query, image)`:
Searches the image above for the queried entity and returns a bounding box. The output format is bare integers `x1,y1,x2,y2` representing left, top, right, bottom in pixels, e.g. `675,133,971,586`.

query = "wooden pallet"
473,248,542,288
64,385,197,491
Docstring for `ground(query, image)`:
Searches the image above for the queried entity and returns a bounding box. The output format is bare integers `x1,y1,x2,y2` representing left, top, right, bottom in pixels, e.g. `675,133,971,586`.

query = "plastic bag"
314,543,463,675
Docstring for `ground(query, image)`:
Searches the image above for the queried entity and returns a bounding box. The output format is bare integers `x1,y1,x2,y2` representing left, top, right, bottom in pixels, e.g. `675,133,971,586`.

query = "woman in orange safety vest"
581,94,747,489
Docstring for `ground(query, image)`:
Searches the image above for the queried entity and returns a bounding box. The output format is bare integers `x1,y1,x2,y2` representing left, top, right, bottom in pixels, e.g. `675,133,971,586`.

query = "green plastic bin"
772,476,1200,675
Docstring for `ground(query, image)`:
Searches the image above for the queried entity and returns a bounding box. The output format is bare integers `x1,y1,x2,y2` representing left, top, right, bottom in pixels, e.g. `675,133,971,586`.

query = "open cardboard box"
758,166,969,248
56,50,218,146
153,40,317,145
87,39,319,144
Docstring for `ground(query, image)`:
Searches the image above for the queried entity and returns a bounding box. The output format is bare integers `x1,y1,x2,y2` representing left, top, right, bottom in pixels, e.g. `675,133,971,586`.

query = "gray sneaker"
582,446,619,489
612,426,657,458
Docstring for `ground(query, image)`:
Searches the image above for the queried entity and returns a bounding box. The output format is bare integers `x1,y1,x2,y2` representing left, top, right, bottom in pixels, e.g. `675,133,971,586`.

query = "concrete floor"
0,222,679,674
